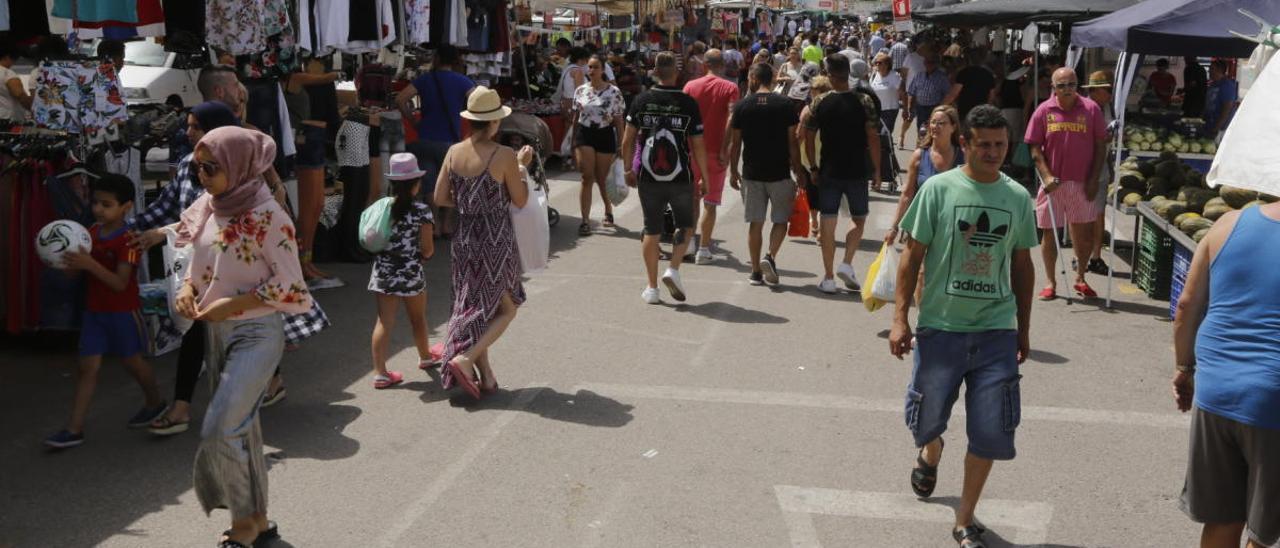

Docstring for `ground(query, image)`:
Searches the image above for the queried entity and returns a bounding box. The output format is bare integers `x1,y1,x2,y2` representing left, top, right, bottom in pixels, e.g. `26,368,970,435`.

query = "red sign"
892,0,911,20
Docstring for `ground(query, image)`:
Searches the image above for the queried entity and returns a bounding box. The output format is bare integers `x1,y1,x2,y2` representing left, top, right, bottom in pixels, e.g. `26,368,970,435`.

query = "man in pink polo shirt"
1025,67,1108,301
684,48,741,264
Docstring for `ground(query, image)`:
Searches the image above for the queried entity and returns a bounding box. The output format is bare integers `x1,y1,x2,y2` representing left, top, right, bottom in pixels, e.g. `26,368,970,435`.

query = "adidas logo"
957,212,1007,248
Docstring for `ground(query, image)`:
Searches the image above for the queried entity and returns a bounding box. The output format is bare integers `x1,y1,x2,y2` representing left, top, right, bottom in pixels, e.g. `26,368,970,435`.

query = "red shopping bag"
788,187,811,237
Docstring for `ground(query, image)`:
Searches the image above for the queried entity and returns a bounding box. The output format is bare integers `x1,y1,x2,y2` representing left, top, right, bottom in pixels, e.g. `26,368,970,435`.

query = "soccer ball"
36,220,92,268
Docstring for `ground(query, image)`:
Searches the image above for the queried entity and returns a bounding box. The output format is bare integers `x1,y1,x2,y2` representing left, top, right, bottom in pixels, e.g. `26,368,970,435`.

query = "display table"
1120,150,1215,174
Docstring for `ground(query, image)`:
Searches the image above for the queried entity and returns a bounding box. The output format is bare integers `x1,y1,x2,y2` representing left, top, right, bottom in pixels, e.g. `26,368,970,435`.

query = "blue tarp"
1073,0,1280,57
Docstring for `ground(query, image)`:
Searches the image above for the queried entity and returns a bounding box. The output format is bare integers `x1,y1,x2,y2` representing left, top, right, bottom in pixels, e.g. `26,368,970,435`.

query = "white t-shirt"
902,52,926,90
0,65,28,121
786,20,797,37
870,70,902,111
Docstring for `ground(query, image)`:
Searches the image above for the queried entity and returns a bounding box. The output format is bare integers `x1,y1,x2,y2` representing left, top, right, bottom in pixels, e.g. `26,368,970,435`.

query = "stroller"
498,111,560,227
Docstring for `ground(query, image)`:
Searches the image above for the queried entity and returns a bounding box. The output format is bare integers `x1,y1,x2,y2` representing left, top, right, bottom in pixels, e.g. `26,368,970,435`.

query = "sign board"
892,0,912,32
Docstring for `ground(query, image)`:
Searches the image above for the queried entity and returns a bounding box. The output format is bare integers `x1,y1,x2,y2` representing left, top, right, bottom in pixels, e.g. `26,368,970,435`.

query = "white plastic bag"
509,173,550,274
870,244,899,303
160,228,193,335
605,158,629,206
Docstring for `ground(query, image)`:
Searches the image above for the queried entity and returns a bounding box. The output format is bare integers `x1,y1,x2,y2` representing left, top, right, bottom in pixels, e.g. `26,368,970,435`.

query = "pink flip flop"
447,361,482,399
373,371,404,389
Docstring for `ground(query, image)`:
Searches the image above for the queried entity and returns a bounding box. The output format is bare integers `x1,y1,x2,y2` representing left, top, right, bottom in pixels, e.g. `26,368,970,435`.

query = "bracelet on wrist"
1175,364,1196,373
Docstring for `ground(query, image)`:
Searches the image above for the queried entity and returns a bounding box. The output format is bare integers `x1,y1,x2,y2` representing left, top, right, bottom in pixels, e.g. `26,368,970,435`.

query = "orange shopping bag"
788,186,810,237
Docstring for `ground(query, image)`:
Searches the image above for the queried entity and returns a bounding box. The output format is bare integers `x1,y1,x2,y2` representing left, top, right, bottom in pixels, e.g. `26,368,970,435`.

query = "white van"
118,40,204,107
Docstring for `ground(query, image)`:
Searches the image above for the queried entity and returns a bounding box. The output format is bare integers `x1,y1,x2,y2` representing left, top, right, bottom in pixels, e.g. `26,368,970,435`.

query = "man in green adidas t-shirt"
889,104,1038,548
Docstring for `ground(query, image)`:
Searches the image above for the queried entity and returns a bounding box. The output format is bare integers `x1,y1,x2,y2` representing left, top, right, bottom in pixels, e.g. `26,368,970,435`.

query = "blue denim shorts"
817,176,869,218
904,328,1022,460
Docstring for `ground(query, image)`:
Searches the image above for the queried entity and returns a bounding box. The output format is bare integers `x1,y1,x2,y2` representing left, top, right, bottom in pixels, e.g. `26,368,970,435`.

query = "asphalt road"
1,138,1199,547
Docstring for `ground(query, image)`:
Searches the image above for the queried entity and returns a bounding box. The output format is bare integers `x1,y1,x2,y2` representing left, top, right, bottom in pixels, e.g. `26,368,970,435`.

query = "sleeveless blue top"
1193,206,1280,429
917,146,965,187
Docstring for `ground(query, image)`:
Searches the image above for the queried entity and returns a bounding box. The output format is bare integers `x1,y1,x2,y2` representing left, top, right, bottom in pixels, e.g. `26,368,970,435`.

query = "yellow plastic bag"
862,244,888,312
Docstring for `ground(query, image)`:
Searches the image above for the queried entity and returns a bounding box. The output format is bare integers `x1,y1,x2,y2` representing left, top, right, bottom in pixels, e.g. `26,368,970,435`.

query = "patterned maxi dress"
440,147,527,388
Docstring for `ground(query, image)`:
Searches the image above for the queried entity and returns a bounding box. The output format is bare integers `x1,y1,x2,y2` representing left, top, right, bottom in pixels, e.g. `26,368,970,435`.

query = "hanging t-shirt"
626,85,704,186
0,65,28,121
898,168,1038,332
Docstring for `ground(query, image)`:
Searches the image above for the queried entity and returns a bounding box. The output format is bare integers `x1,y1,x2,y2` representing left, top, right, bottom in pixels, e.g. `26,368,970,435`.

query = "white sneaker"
818,278,838,294
641,287,661,304
662,268,687,302
836,263,860,291
695,248,713,265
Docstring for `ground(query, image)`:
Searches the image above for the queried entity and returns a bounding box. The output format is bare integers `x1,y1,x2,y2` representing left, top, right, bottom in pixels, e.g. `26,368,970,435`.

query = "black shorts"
574,124,617,154
639,182,695,236
295,124,327,169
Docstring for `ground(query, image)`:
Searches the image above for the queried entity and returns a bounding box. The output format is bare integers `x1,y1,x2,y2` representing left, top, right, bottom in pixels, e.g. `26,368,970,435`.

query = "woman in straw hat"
434,86,534,399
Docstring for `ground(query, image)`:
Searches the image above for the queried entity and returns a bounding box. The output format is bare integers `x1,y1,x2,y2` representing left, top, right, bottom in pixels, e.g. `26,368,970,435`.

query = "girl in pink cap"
367,152,437,389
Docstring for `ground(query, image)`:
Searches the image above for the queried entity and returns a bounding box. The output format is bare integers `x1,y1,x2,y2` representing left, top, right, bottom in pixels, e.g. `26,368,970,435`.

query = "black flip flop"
910,438,944,498
221,521,278,546
952,524,987,548
578,222,592,236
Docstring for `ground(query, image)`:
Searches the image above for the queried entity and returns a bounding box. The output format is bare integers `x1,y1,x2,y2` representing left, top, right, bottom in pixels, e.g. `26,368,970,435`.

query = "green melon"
1123,192,1143,207
1201,204,1232,221
1219,185,1258,208
1156,200,1188,221
1181,217,1214,235
1193,228,1211,242
1174,212,1201,227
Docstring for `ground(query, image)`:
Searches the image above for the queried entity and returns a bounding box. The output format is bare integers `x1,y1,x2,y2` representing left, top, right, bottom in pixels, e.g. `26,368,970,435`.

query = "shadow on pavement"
706,252,819,280
454,387,635,428
918,496,1086,548
671,300,789,324
1026,349,1069,365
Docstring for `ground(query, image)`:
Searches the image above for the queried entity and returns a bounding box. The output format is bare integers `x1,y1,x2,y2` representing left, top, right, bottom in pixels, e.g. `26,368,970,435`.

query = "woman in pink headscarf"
174,126,312,548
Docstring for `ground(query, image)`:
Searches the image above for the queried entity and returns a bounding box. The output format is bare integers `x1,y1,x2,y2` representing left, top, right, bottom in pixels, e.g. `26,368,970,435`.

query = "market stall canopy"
913,0,1138,29
1073,0,1280,57
529,0,635,16
871,0,960,23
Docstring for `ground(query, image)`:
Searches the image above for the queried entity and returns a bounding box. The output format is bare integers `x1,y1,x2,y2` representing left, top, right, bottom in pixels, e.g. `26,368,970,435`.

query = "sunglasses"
1053,82,1078,90
197,161,221,177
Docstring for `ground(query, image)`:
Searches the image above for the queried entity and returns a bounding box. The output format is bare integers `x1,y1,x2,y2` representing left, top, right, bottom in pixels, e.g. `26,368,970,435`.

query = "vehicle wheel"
548,208,560,227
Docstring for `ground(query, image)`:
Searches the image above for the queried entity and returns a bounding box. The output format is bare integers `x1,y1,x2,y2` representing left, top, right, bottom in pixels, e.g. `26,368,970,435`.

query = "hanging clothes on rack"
11,0,54,43
31,61,128,135
405,0,431,46
312,0,396,55
162,0,205,48
51,0,166,39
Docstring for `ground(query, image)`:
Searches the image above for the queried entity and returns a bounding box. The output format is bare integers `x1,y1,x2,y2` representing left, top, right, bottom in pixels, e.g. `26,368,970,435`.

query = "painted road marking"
774,486,1054,546
378,385,545,547
573,383,1190,429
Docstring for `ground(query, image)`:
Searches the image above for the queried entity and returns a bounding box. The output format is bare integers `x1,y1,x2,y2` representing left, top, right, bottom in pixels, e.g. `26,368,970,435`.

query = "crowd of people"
17,15,1275,548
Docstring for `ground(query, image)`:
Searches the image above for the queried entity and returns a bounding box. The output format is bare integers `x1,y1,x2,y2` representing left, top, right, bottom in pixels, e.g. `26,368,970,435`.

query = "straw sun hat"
460,86,512,122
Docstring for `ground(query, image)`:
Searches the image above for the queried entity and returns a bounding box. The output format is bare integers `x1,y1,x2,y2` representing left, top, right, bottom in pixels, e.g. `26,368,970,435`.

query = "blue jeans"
905,328,1022,461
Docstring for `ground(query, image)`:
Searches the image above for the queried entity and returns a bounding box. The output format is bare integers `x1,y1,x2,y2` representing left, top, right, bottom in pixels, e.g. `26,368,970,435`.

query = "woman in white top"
570,55,626,236
869,52,904,146
558,47,589,115
0,44,32,122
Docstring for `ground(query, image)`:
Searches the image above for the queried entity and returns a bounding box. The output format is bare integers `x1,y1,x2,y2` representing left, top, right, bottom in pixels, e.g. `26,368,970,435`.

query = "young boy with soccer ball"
43,174,166,450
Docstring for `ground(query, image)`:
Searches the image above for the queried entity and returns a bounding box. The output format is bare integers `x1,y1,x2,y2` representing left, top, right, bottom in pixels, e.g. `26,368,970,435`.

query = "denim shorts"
904,328,1022,461
817,176,870,218
295,124,327,169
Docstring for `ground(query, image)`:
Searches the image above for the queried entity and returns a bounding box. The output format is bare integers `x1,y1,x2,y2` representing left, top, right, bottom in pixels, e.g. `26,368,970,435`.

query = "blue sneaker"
44,430,84,449
127,401,168,429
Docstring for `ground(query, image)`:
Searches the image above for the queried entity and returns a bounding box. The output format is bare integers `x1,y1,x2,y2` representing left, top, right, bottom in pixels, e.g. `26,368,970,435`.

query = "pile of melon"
1111,152,1275,242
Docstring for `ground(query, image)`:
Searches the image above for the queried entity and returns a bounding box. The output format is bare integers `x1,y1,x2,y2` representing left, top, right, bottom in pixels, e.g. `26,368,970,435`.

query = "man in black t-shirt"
804,54,881,294
944,50,997,120
728,62,803,286
621,52,710,305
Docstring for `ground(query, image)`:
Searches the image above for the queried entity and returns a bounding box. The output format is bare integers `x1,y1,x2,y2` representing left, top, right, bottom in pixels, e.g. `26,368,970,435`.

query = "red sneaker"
1037,286,1057,301
1073,283,1098,299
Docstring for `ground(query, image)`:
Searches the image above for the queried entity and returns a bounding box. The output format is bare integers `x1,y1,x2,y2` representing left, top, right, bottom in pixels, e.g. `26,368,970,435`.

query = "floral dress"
368,202,434,296
440,148,526,389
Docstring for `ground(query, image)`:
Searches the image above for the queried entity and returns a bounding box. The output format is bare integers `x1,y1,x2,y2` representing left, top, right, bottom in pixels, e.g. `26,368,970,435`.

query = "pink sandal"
373,371,404,389
447,361,482,399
